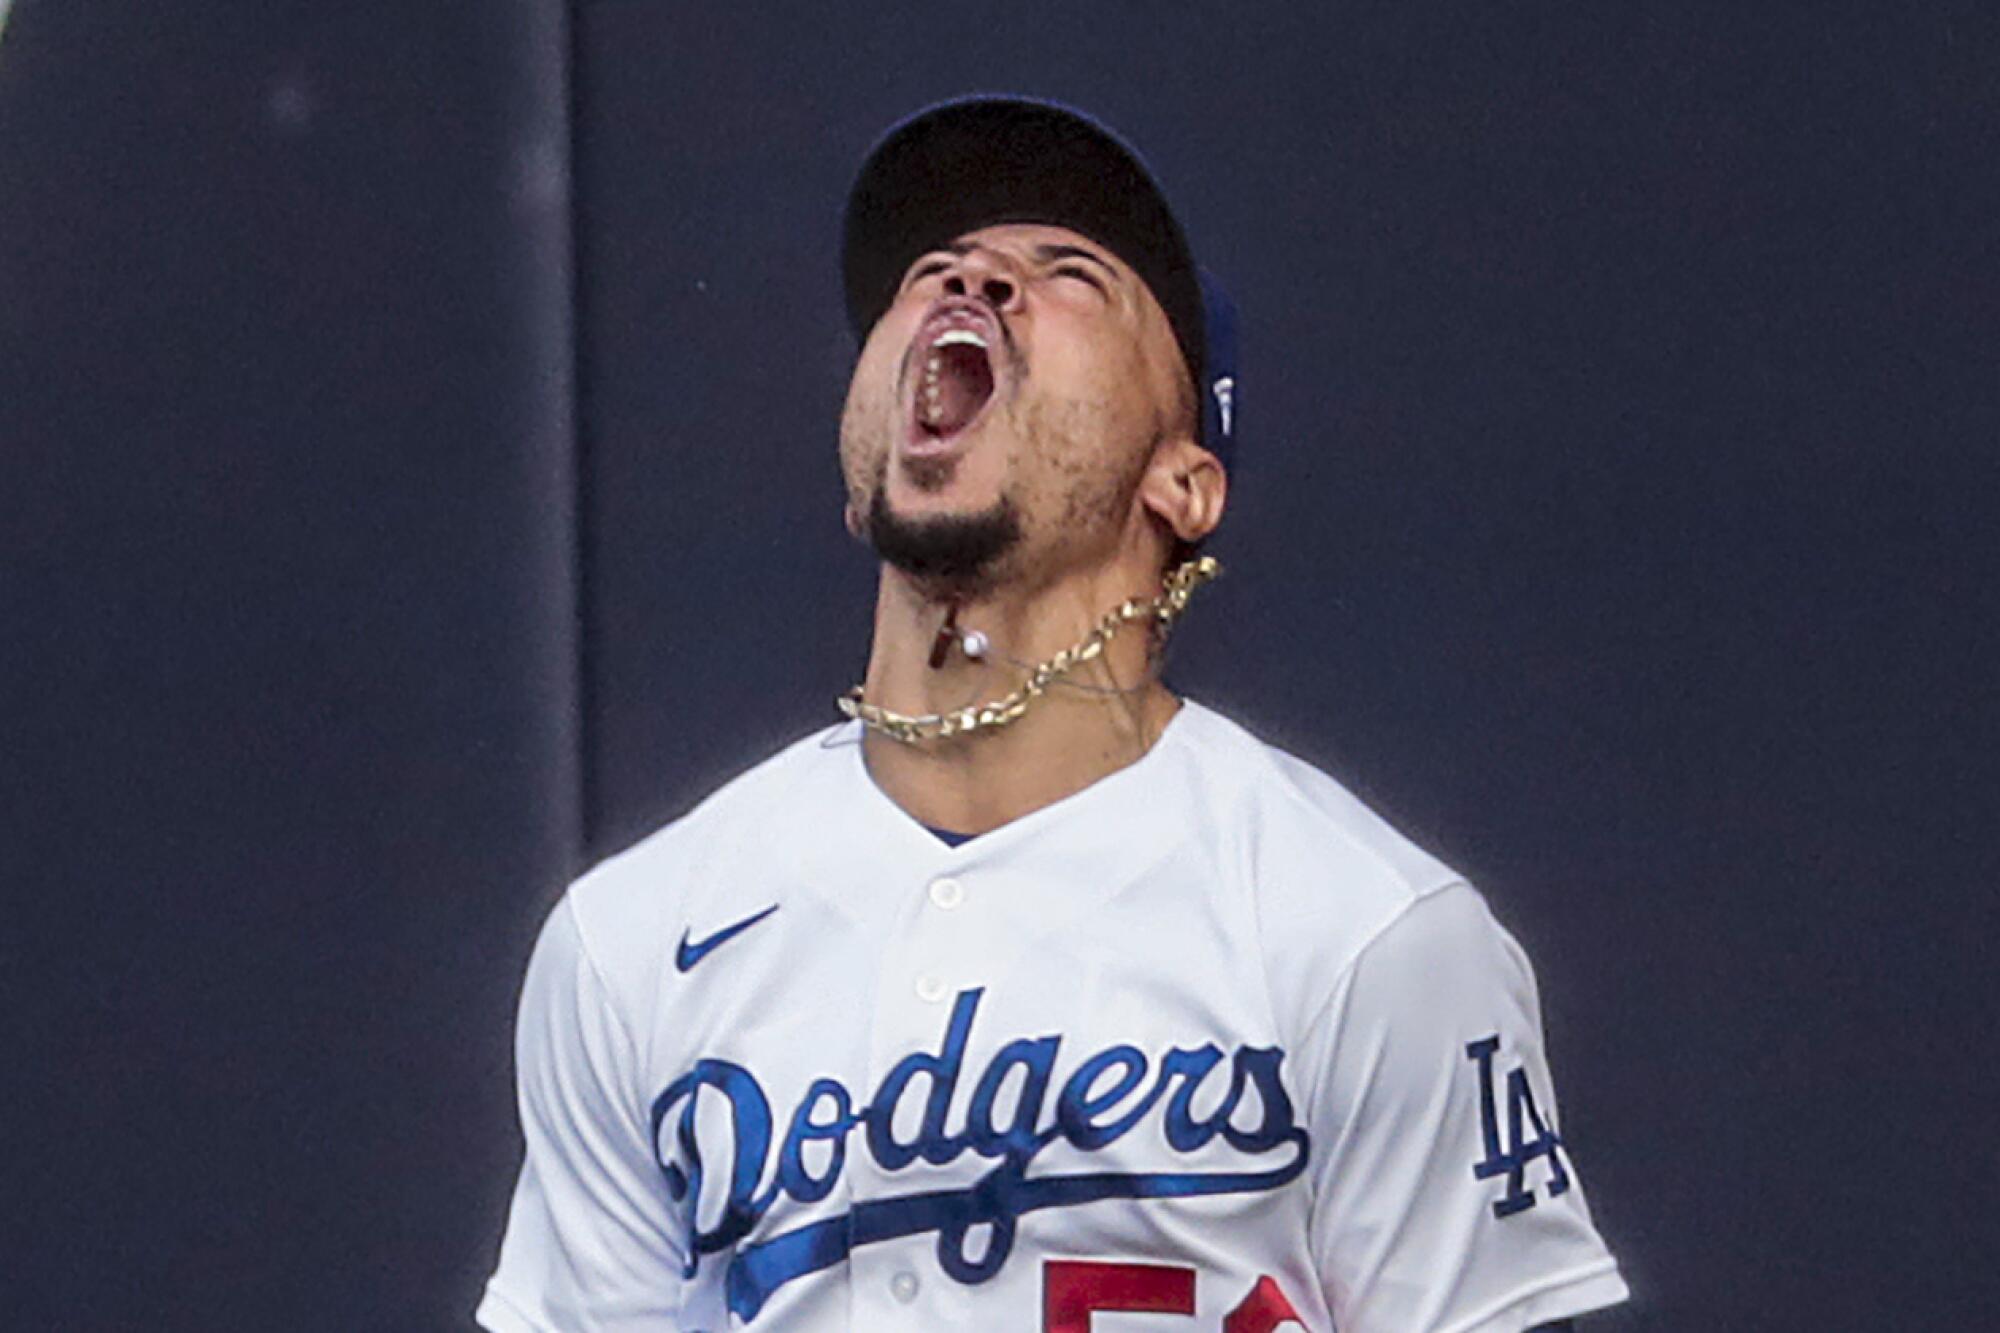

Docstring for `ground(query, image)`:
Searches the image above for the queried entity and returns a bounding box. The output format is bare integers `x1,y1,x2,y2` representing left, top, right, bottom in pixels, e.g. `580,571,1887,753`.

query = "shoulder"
1171,699,1464,904
1167,700,1480,1013
562,722,860,993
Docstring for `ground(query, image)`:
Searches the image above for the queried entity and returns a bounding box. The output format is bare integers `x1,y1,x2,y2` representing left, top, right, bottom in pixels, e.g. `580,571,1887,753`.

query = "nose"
941,250,1021,311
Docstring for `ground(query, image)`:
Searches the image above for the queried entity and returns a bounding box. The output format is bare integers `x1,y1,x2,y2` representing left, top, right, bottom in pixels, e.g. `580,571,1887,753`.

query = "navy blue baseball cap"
842,96,1238,468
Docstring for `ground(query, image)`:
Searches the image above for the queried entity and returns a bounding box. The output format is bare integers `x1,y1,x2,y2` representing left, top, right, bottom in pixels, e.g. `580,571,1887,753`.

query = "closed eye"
1051,263,1108,294
1032,243,1114,296
901,249,964,291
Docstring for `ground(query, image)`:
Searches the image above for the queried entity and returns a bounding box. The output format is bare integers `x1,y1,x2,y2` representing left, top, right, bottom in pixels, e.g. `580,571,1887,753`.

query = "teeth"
934,329,988,350
921,352,942,423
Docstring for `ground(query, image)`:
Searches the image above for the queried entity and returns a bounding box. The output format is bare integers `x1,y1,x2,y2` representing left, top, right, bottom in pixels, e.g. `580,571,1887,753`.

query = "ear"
1138,436,1228,544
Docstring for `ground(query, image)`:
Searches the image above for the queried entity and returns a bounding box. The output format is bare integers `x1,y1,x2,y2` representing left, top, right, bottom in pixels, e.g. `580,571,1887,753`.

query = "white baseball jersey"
479,701,1627,1332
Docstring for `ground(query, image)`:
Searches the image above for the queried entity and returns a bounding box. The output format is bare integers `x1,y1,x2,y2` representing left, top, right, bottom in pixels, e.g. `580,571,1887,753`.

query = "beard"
862,479,1023,595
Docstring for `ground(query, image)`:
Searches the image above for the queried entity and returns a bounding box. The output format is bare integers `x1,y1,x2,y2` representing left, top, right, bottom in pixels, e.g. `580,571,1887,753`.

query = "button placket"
909,869,980,1003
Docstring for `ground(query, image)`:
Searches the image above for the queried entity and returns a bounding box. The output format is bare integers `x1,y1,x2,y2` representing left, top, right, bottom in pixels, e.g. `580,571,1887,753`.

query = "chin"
864,481,1023,591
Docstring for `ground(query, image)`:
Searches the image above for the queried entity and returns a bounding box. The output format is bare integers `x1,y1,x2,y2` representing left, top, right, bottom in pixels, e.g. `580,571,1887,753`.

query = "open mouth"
914,327,996,440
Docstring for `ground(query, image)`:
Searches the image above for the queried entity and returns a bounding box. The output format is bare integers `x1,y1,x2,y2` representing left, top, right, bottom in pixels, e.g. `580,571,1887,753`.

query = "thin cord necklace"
839,556,1220,745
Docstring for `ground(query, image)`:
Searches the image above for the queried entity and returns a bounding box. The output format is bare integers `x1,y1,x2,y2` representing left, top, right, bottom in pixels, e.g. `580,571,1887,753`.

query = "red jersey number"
1043,1261,1304,1332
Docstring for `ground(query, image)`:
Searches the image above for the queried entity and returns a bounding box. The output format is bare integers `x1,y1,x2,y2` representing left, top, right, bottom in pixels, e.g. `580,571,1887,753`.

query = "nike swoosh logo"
676,903,779,973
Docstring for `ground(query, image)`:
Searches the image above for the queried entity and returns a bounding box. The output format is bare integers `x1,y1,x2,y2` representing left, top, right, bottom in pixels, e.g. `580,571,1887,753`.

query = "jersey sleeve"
1303,883,1627,1333
478,895,687,1332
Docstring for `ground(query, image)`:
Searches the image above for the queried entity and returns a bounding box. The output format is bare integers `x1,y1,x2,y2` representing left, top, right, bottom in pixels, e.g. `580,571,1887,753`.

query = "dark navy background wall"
1,2,578,1328
3,2,1991,1329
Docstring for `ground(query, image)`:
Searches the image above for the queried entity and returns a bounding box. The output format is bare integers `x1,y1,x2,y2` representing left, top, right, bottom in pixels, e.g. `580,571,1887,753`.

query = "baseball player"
479,97,1627,1332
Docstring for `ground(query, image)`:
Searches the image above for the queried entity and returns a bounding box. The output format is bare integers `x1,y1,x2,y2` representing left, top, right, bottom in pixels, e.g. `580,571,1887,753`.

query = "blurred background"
2,2,1992,1328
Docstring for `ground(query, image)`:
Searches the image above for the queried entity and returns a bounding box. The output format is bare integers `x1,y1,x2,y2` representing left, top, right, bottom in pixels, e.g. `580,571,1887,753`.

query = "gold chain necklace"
839,556,1220,744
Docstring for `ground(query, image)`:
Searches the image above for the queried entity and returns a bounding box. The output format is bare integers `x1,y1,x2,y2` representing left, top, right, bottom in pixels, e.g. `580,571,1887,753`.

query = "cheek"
1009,399,1142,525
1020,334,1160,464
846,333,895,414
1040,310,1157,422
839,329,907,451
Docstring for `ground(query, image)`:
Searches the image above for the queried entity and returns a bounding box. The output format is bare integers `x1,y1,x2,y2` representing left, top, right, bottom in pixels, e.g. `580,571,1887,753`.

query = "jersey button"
927,877,965,909
914,974,948,1003
890,1270,920,1303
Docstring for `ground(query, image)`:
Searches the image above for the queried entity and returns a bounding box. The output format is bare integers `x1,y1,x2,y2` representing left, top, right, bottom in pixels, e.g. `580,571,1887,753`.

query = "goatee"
864,485,1022,595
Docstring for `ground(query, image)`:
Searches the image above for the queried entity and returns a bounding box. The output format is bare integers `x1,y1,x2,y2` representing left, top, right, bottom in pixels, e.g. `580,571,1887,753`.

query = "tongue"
928,344,994,436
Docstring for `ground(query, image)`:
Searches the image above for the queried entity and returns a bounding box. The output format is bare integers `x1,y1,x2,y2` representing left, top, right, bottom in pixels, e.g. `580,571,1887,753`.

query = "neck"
856,557,1183,836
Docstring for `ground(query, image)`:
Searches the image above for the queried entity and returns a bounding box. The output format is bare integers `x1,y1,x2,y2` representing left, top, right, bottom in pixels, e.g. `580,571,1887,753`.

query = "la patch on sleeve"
1465,1034,1573,1219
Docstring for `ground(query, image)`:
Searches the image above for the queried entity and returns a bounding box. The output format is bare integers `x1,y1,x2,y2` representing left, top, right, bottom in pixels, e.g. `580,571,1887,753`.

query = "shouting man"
478,97,1628,1333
